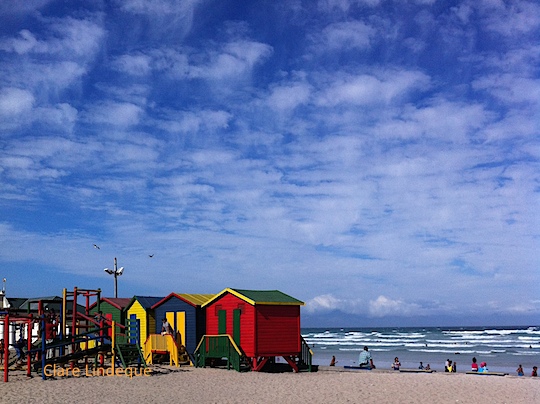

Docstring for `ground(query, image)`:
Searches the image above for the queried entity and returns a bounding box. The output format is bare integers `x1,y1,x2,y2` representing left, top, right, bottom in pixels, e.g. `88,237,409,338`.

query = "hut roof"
90,297,132,311
126,296,163,311
151,293,215,309
202,288,304,308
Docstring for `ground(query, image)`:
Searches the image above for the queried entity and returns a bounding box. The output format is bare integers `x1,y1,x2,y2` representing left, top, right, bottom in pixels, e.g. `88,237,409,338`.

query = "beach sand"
1,365,538,403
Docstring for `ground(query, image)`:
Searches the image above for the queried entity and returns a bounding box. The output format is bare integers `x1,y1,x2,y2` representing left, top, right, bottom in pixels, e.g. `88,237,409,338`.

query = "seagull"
93,244,100,250
149,254,154,258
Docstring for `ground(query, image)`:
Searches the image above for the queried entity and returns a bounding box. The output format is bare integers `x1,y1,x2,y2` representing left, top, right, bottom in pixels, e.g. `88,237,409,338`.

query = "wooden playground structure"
0,287,147,382
1,286,313,381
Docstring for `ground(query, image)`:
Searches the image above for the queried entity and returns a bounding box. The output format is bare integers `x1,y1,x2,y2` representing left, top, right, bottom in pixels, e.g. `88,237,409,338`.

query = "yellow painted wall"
127,301,147,353
149,312,156,339
166,311,186,346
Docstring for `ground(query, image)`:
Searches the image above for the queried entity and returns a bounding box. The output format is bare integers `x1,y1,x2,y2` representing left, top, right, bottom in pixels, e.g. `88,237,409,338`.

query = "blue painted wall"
153,297,206,355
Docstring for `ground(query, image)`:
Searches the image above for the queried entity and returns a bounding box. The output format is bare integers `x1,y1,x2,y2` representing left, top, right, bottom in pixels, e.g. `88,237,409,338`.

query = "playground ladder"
114,318,146,369
114,343,146,369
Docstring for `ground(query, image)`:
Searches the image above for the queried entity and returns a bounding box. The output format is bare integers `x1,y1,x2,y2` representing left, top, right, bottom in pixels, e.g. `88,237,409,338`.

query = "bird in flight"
149,254,154,258
93,244,100,249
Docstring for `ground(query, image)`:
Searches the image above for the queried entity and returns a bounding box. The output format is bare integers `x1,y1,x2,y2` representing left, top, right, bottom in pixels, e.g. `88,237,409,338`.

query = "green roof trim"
202,288,304,307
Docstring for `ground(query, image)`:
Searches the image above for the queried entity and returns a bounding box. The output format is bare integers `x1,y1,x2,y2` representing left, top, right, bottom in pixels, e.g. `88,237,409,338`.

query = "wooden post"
3,314,8,382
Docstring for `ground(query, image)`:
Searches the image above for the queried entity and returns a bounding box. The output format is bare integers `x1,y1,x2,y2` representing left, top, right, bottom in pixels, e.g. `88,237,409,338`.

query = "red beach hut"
200,288,311,372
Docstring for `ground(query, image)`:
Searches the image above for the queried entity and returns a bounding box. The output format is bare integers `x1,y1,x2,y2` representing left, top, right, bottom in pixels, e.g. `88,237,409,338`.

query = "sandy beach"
1,366,538,404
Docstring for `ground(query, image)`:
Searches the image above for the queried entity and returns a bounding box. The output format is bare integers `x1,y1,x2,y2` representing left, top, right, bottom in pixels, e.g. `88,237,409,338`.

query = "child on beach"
532,366,538,377
392,357,401,370
479,362,488,372
516,364,524,376
471,357,478,372
330,356,337,366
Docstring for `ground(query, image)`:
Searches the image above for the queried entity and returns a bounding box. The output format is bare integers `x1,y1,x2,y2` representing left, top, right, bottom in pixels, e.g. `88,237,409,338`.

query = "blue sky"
0,0,538,327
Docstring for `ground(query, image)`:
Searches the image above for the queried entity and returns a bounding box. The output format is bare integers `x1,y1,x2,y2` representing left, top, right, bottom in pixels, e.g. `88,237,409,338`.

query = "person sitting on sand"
14,335,26,363
358,346,376,369
446,360,453,372
418,361,424,370
392,357,401,370
452,361,457,372
424,364,431,370
516,364,524,376
479,362,488,372
330,356,337,366
471,357,478,372
532,366,538,377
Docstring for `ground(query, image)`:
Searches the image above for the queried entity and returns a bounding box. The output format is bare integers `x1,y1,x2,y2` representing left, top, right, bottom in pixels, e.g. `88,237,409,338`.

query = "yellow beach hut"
124,296,164,354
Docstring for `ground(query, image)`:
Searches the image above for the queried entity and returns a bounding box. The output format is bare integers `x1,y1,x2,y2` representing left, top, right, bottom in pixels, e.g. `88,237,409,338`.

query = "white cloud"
480,0,540,36
267,83,311,111
315,20,375,51
157,109,231,134
0,18,105,59
0,30,39,54
194,41,273,79
305,294,343,313
473,74,540,105
112,54,153,76
317,69,430,106
0,87,34,116
86,102,144,126
369,296,422,317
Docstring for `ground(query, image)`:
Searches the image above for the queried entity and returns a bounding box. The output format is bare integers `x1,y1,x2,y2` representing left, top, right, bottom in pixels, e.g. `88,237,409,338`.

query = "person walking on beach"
358,346,376,369
330,356,337,366
516,364,524,376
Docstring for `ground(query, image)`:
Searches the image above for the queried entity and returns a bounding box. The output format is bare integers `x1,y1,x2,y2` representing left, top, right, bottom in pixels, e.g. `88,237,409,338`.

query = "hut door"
232,309,241,345
218,310,227,334
166,311,185,346
176,312,185,346
128,314,140,344
105,313,113,337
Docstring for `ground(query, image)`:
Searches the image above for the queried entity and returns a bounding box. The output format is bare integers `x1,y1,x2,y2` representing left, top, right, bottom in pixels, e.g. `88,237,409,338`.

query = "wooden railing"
300,336,313,372
194,335,244,371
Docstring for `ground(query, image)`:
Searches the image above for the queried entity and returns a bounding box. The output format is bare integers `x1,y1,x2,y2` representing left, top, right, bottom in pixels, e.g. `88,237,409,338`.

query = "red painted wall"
206,294,256,356
255,305,300,356
206,293,301,358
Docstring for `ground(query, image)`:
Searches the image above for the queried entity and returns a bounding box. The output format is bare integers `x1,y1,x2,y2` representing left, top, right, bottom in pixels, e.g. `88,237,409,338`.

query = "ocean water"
302,326,540,375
